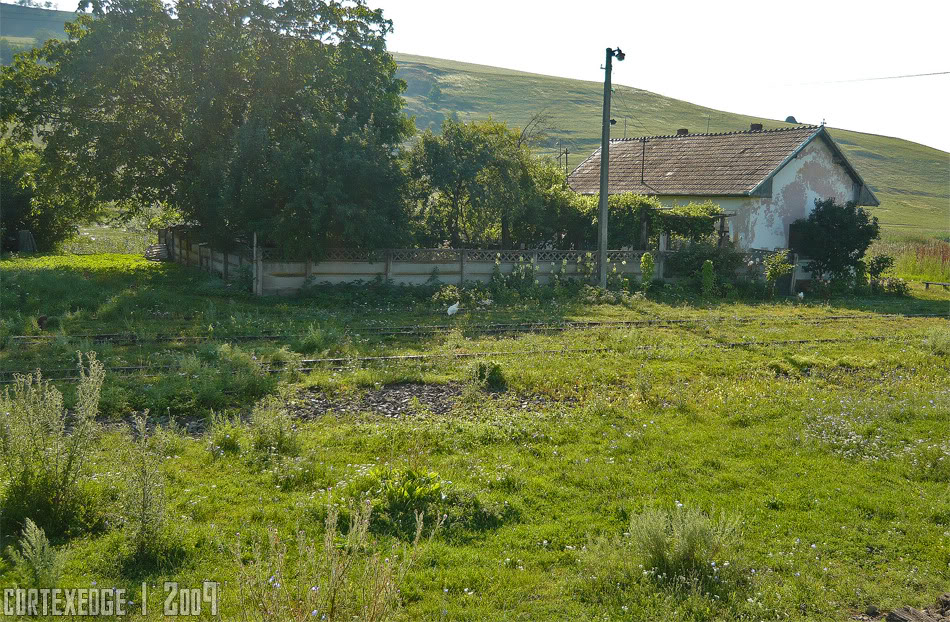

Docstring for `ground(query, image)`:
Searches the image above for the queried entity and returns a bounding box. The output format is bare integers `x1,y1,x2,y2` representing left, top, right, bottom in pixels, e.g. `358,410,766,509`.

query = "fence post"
640,214,649,250
255,248,263,296
459,249,466,285
789,252,799,295
385,249,392,282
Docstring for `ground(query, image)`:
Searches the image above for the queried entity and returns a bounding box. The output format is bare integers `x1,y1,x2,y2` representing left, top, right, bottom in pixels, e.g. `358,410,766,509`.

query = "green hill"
394,53,949,235
2,5,946,234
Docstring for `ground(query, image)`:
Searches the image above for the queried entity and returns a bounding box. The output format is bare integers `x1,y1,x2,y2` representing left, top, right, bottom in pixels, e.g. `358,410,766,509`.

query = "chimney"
676,128,689,136
750,123,763,131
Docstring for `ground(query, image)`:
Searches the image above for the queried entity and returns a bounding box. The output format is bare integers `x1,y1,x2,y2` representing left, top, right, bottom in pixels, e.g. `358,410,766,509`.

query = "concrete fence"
159,228,671,296
159,228,796,296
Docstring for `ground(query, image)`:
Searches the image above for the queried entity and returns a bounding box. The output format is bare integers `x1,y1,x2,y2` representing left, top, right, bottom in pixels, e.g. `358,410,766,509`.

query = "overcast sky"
49,0,950,152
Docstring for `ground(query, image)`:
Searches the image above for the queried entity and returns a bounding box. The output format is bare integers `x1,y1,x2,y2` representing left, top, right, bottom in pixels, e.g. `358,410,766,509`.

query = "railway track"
0,333,918,383
6,312,946,345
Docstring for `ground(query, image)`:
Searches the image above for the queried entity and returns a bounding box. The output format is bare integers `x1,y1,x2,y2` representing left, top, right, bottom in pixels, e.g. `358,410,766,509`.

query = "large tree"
407,118,549,248
1,0,413,256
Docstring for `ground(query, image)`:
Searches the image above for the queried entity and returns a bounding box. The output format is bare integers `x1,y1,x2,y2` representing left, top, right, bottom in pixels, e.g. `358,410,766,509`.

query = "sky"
46,0,950,153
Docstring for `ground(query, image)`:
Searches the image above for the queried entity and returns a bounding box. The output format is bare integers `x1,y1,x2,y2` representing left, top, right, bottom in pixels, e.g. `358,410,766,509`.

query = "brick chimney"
750,123,763,131
676,128,689,136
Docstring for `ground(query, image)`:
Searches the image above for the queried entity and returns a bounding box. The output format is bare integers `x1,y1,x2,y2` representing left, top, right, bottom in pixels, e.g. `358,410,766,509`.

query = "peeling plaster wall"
732,139,857,250
638,138,858,251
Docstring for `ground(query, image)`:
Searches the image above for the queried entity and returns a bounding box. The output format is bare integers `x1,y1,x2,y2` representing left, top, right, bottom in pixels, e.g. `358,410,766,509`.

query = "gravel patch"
291,382,557,419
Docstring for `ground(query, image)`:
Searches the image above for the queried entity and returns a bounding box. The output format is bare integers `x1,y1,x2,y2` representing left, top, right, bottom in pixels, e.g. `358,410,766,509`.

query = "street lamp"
597,47,624,288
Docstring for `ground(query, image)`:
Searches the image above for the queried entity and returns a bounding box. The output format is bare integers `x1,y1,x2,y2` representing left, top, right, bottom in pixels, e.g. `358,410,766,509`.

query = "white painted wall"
733,138,857,249
654,137,859,250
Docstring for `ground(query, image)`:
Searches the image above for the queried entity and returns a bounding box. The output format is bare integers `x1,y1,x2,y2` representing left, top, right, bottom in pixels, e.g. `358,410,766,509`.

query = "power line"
794,71,949,85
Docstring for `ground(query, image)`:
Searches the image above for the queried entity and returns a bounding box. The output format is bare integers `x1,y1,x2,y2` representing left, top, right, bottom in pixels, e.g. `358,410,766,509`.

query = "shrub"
866,254,895,282
490,255,540,295
629,505,741,594
6,519,64,588
666,243,744,285
640,252,655,286
471,360,507,391
925,327,950,356
251,396,300,458
700,259,716,297
123,414,168,560
0,352,104,537
374,466,445,524
295,323,344,356
763,249,794,297
0,139,86,252
234,502,437,622
879,277,910,297
791,197,880,283
209,414,245,458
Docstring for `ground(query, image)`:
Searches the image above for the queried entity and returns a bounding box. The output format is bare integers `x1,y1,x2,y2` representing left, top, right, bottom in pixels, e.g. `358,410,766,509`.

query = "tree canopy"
1,0,413,256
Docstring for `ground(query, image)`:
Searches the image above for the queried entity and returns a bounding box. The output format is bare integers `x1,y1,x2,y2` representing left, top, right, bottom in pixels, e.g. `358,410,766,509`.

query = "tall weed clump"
234,502,437,622
251,395,301,458
630,505,741,594
0,352,104,537
580,505,743,607
7,519,64,588
122,414,169,562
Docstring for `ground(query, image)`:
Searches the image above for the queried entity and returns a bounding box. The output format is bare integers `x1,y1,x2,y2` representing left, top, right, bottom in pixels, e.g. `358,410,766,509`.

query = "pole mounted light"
597,47,624,288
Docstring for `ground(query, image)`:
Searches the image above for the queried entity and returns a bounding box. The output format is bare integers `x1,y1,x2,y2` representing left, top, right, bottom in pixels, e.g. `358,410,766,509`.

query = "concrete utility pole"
598,47,624,288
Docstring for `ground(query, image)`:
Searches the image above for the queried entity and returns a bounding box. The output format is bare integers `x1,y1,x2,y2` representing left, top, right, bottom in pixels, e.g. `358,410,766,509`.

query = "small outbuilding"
567,124,879,250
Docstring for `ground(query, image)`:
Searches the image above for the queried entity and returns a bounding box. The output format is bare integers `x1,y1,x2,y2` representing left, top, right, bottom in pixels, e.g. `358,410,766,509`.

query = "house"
567,124,879,250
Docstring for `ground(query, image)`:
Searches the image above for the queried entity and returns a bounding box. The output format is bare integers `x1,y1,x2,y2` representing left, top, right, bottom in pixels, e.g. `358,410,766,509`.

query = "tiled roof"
568,125,824,197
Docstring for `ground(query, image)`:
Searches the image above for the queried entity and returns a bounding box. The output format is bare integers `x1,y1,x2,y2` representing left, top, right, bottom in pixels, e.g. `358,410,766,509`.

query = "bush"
763,249,794,298
879,277,910,297
6,519,64,588
791,197,879,283
666,243,744,288
0,353,104,537
0,139,87,252
700,259,716,297
209,414,245,458
123,414,168,561
251,396,300,458
295,323,344,356
234,502,436,621
640,252,655,286
471,360,507,391
866,254,895,281
629,505,741,594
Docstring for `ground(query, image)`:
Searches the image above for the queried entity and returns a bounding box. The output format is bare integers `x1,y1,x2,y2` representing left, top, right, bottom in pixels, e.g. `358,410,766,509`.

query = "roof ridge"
611,125,821,142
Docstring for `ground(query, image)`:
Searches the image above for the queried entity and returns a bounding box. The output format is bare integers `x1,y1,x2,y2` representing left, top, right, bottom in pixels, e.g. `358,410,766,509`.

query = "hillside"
394,53,949,235
2,5,946,234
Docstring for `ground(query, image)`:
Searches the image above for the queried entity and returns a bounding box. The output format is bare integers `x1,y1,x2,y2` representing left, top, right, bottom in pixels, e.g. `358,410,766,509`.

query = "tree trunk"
501,213,510,250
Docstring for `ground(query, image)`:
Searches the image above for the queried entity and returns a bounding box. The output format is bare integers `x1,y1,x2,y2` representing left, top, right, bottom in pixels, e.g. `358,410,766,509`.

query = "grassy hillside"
2,6,946,234
394,53,949,235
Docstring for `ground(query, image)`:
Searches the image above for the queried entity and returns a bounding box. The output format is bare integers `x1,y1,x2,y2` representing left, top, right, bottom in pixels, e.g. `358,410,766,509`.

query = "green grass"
0,253,948,620
870,231,950,282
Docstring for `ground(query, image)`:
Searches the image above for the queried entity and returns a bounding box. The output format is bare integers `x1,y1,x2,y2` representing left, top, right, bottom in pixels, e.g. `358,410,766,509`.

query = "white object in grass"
447,302,460,316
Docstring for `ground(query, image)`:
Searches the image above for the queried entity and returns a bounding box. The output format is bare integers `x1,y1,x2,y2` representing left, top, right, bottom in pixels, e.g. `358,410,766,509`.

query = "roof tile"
568,126,821,196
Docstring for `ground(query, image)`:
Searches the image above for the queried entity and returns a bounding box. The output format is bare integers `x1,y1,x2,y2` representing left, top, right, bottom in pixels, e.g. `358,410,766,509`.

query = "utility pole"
598,47,624,288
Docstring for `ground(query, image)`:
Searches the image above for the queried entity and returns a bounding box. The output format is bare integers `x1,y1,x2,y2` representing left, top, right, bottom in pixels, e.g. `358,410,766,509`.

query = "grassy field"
1,253,948,620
